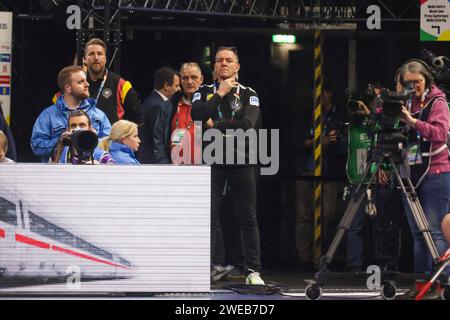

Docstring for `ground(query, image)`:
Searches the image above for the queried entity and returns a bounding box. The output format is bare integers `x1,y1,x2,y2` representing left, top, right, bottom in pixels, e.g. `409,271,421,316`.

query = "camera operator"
368,83,384,113
345,91,402,272
295,83,348,270
321,84,348,250
345,98,374,272
53,110,114,164
397,60,450,279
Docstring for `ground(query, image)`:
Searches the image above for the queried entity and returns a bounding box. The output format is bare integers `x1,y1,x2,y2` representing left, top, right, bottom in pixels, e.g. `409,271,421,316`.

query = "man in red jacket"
153,62,204,164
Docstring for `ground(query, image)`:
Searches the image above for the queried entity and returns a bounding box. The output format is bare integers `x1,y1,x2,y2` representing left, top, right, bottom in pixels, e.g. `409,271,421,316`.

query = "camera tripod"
305,146,449,300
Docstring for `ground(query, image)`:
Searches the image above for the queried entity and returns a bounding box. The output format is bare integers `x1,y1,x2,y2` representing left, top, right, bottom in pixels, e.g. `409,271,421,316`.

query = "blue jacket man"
31,66,111,162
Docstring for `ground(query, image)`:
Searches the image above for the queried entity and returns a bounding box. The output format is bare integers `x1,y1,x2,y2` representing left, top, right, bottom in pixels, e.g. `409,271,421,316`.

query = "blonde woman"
100,120,141,164
0,130,14,163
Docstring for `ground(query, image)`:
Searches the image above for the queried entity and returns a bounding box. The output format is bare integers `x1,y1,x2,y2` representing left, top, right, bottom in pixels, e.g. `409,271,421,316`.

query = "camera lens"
62,136,72,146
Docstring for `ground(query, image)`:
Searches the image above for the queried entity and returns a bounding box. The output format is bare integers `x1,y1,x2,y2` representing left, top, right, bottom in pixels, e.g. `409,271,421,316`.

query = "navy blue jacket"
137,90,165,164
153,91,183,164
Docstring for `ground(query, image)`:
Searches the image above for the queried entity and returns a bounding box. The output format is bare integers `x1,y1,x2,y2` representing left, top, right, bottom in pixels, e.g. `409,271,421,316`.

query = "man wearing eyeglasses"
191,47,264,285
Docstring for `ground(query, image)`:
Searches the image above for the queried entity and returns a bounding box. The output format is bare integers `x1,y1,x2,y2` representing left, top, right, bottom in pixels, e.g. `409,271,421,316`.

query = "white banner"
0,164,211,293
0,12,12,124
279,6,357,30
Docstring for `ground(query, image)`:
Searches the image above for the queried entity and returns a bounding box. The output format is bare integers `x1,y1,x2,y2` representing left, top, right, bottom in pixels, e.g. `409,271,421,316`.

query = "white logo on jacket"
192,92,201,103
249,96,259,106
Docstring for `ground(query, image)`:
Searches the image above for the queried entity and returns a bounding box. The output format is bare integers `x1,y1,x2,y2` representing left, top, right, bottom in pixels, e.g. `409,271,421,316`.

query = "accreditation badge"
356,148,368,175
171,129,187,146
407,144,422,165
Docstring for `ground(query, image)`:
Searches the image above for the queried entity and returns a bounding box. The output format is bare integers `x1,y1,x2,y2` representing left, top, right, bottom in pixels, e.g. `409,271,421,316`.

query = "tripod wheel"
305,284,323,300
441,285,450,300
380,281,397,300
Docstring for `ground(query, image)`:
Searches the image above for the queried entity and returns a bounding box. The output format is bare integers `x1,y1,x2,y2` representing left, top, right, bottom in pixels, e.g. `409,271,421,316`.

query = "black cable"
223,281,287,295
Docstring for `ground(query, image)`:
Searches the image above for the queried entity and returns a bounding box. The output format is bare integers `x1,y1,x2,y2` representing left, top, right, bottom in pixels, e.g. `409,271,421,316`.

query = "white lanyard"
94,69,108,101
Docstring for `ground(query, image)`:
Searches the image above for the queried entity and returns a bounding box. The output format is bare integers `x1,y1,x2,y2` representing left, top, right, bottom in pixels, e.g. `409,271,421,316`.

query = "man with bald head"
191,47,264,285
153,62,203,164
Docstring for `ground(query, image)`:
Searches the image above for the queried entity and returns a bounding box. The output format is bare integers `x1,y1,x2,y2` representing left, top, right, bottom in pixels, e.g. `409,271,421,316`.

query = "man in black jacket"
191,47,264,285
138,67,180,164
84,38,143,126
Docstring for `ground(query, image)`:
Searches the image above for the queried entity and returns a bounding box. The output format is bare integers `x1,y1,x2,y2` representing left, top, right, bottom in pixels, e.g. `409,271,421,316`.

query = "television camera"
62,129,98,164
421,49,450,96
347,82,415,157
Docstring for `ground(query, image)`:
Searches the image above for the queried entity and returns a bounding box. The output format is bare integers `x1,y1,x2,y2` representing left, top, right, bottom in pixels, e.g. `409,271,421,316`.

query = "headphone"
399,58,434,88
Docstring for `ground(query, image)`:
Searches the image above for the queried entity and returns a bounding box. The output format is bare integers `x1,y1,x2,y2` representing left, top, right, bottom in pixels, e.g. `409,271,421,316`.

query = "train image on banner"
0,189,134,285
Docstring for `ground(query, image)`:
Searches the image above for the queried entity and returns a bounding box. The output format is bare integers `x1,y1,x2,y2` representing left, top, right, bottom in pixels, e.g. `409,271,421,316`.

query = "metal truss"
0,1,122,72
115,0,420,22
2,0,420,74
0,0,53,20
1,1,419,23
75,0,122,72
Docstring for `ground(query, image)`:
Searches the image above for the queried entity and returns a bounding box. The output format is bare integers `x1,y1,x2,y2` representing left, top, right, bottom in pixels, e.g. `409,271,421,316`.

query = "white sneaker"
245,271,265,285
211,265,234,283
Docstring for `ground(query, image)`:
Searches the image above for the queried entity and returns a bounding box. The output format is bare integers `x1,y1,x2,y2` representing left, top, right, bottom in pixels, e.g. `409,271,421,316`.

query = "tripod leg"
415,256,450,300
319,159,382,271
389,160,440,263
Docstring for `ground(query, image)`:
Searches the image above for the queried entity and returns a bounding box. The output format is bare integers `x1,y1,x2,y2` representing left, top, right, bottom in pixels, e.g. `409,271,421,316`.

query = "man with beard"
84,38,143,125
31,66,111,162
